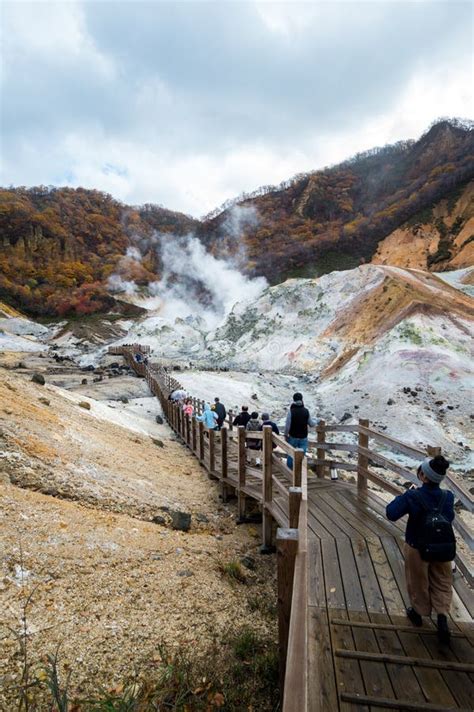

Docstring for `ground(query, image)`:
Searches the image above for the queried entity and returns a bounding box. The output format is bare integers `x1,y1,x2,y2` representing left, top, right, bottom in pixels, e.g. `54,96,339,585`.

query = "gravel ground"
0,362,276,709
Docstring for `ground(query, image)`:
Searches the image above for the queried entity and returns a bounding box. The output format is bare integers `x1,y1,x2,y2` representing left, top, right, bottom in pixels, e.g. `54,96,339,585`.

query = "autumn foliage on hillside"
199,118,474,280
0,119,473,317
0,187,196,316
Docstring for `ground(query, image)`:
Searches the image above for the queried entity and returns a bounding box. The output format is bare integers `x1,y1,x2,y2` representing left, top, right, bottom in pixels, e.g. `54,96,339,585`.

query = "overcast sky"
1,1,472,216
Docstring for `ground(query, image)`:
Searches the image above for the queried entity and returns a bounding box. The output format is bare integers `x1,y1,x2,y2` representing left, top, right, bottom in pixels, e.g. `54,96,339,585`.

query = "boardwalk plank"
397,628,458,707
421,629,474,707
366,539,406,617
319,490,383,541
308,537,325,608
336,538,366,613
370,612,427,706
308,607,340,712
309,493,368,541
338,488,404,538
351,538,387,615
348,610,396,711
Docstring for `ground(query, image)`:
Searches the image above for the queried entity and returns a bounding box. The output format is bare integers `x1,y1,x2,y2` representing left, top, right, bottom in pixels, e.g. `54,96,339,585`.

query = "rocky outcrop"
372,181,474,271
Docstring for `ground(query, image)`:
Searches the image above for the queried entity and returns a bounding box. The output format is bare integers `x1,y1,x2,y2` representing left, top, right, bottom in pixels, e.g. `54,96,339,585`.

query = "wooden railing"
109,344,473,708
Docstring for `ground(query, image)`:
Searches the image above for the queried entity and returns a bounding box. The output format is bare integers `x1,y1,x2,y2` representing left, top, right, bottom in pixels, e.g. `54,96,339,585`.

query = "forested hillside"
0,119,472,317
199,119,474,280
0,188,197,316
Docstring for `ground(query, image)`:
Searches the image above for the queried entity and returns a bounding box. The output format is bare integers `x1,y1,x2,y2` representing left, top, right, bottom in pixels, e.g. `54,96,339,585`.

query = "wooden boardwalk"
110,344,474,711
306,480,474,711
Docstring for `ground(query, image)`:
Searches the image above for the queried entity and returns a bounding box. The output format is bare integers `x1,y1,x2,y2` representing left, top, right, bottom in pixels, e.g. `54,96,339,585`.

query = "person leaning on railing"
386,455,455,644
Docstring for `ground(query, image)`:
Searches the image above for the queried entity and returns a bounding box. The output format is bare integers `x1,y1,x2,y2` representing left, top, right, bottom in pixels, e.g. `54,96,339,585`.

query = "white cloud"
0,0,472,215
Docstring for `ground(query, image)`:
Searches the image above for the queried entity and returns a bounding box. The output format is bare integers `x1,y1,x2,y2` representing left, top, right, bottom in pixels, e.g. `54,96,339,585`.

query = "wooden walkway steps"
306,481,474,712
108,344,474,711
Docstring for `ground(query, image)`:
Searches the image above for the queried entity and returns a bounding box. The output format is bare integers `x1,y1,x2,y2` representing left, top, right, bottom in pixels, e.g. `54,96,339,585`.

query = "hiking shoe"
406,607,422,627
437,614,450,645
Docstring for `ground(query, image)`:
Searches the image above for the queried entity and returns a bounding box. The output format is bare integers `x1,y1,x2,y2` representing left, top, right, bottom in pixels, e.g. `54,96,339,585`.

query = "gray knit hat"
420,456,450,484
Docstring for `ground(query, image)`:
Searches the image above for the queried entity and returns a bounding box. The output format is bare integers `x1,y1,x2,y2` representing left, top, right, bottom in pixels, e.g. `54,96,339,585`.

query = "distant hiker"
196,403,219,430
233,405,251,428
260,413,279,449
284,392,317,468
386,455,455,644
134,352,142,363
143,356,149,366
183,398,194,417
214,397,227,430
246,411,262,457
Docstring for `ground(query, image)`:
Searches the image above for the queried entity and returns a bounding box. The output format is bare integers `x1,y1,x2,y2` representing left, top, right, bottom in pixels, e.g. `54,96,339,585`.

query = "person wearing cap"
386,455,454,644
284,392,318,469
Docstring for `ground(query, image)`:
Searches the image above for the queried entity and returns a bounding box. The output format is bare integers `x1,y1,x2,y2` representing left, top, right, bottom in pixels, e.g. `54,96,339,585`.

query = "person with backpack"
214,397,227,430
246,411,262,462
386,455,455,644
284,392,318,468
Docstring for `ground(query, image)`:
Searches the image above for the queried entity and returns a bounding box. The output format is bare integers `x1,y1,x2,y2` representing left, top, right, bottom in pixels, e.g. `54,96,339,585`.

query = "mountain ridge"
1,118,473,317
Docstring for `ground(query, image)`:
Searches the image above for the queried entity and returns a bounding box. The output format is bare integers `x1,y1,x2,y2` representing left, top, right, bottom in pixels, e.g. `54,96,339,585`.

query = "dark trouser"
404,543,453,616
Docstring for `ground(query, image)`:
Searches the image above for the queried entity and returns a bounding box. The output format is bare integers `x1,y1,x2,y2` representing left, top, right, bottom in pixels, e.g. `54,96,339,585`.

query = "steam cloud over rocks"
107,224,268,328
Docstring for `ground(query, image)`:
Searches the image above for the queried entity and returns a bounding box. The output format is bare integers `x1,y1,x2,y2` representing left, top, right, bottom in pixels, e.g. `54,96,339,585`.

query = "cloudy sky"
1,1,472,216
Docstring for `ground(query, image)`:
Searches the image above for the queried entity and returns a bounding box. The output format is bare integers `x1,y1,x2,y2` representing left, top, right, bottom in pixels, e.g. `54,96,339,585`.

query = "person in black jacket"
214,397,226,430
233,405,251,428
284,392,317,468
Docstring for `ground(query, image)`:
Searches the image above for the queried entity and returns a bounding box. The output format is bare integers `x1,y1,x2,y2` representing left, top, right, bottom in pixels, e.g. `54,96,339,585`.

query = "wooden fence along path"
110,344,474,711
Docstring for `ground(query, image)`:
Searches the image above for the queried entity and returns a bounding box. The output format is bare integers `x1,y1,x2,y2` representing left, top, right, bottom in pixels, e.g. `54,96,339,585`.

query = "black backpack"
415,490,456,562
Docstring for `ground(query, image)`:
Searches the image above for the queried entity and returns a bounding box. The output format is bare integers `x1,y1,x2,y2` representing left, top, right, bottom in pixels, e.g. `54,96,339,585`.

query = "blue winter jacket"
386,483,455,547
196,404,219,429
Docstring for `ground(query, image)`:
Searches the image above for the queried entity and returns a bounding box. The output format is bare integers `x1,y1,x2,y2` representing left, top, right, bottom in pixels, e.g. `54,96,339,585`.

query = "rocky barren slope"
109,264,473,467
0,356,276,707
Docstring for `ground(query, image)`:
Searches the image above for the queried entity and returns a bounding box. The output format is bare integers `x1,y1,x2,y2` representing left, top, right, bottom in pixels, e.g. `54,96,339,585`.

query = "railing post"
228,410,233,432
277,528,299,698
185,413,190,447
209,428,216,476
237,426,247,521
316,419,326,478
427,445,441,458
289,486,302,528
221,427,229,502
358,418,369,494
292,449,304,488
261,425,274,553
198,420,205,461
192,416,197,453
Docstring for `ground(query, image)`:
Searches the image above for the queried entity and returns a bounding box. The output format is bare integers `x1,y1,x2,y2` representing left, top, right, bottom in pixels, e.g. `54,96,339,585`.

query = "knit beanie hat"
420,455,450,484
251,412,259,419
293,392,303,402
261,413,270,421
